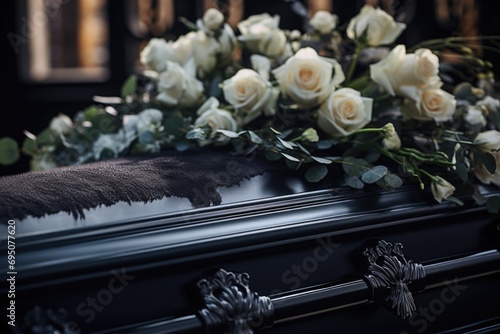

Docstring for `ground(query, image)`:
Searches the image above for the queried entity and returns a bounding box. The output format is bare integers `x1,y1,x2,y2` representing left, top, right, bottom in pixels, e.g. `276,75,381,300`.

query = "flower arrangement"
1,5,500,212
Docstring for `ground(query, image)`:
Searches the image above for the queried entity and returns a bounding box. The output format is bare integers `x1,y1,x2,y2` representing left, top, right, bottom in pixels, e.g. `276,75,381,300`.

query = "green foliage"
121,75,137,98
0,137,20,165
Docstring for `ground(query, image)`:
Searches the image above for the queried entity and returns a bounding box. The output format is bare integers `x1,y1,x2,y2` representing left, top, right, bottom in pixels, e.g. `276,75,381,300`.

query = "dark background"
1,0,499,176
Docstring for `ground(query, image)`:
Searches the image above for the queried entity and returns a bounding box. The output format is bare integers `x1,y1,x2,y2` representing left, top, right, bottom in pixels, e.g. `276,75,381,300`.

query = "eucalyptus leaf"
248,131,263,144
446,196,464,206
270,127,282,135
486,196,500,214
297,143,311,155
316,140,333,150
277,137,294,150
483,152,497,174
311,156,333,164
305,165,328,183
456,161,469,182
186,128,207,140
342,156,359,175
361,165,388,184
286,158,301,170
473,193,487,206
139,131,155,145
22,137,37,155
264,150,282,161
121,75,137,98
36,129,55,146
0,137,20,166
281,152,300,162
83,106,101,121
164,113,185,137
383,173,403,188
345,175,364,189
365,151,381,163
216,129,240,138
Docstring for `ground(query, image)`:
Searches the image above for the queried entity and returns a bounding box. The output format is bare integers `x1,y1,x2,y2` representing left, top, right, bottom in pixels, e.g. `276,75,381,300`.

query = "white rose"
431,176,456,203
473,151,500,187
370,45,441,99
237,13,287,58
476,95,500,113
250,54,272,81
137,109,163,133
49,114,73,135
92,130,133,160
156,61,204,108
464,106,487,127
347,5,406,46
198,8,224,32
318,88,373,137
474,130,500,152
309,11,338,35
222,69,278,124
272,47,345,108
140,38,177,72
172,32,196,65
217,24,237,66
195,97,238,145
191,30,219,78
402,87,456,122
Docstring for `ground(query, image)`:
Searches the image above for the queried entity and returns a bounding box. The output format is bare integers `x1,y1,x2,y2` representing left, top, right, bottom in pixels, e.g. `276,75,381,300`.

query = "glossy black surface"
3,170,500,333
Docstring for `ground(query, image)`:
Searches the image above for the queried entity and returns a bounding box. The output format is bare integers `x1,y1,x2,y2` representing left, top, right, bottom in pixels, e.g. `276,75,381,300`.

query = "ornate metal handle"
197,269,274,334
362,240,426,319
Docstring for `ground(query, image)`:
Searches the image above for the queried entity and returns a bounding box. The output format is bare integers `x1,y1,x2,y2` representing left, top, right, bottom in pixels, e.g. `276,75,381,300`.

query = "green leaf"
22,137,37,155
83,105,101,121
285,158,301,170
186,128,207,140
92,114,122,134
164,113,185,137
0,137,20,166
365,151,381,163
264,150,282,161
486,196,500,214
281,152,300,162
473,193,487,206
305,165,328,183
248,131,263,144
361,165,388,184
216,129,239,138
311,156,333,164
36,129,55,146
317,140,334,150
297,143,311,155
121,75,137,98
456,161,469,182
483,152,497,174
276,137,294,150
383,173,403,188
139,131,155,144
342,156,360,175
446,196,464,206
345,175,364,189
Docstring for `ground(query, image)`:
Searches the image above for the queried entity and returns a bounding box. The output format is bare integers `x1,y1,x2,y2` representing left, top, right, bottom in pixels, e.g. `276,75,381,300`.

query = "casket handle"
361,239,426,319
117,247,500,333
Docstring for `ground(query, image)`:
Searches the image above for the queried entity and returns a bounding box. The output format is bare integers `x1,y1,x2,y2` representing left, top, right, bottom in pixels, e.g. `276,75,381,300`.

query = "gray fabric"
0,150,277,221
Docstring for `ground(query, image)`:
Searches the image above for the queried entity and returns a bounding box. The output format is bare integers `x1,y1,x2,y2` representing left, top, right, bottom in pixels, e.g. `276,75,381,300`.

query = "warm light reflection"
27,0,109,82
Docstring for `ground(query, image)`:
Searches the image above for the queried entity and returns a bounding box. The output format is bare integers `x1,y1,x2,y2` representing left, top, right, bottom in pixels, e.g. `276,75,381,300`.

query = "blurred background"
1,0,498,176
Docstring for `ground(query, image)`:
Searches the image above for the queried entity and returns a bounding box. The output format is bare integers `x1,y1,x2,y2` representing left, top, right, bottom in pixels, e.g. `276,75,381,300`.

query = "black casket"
1,150,500,334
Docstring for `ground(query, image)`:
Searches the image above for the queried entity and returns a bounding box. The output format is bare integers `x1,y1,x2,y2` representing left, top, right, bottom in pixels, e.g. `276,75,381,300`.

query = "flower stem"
346,44,363,84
